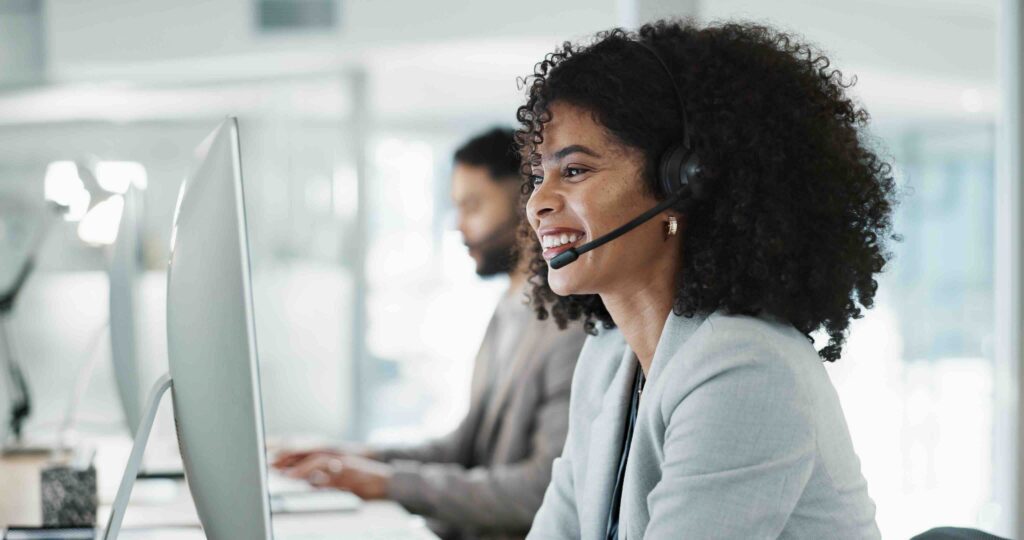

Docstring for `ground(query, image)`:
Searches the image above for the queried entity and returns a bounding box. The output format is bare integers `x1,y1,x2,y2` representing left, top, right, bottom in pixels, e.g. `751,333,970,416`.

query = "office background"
0,1,1018,538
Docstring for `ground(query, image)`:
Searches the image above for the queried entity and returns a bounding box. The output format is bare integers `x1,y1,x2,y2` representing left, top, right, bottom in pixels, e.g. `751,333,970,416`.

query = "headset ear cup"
658,143,695,198
682,152,703,200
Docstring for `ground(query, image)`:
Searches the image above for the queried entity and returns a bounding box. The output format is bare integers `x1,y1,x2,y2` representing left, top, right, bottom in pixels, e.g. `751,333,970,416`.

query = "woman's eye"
530,174,544,186
563,167,588,179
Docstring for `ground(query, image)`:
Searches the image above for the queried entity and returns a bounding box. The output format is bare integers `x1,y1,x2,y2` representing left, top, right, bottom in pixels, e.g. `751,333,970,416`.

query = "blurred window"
829,124,999,537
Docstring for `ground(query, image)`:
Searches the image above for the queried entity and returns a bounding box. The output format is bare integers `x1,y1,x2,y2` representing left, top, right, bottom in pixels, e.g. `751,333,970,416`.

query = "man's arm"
371,406,480,465
373,314,500,466
386,349,575,532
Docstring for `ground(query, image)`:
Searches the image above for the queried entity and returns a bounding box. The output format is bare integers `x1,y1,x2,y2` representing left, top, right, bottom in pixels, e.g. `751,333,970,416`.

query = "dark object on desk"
0,256,35,445
40,464,97,528
911,527,1010,540
3,526,95,539
2,204,66,451
135,470,184,481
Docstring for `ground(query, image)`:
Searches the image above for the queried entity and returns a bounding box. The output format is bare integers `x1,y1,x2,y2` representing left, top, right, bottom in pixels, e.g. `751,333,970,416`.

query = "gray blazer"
376,295,587,540
528,311,880,539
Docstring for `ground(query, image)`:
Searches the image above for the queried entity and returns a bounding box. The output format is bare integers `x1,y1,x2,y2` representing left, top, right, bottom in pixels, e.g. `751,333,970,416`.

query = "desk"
1,449,437,539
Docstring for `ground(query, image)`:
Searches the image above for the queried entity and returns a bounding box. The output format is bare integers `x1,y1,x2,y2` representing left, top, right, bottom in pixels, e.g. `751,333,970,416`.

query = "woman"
518,20,894,539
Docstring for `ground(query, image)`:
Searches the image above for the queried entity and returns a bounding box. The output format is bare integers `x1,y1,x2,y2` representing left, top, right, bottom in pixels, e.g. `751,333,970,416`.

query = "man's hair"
454,128,521,182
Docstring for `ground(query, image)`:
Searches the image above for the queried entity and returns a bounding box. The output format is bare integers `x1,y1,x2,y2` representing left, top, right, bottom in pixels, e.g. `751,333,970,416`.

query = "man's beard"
467,223,519,277
475,237,517,277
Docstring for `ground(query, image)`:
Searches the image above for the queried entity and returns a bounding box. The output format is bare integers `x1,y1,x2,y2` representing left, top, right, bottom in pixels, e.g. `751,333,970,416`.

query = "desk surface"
1,447,437,539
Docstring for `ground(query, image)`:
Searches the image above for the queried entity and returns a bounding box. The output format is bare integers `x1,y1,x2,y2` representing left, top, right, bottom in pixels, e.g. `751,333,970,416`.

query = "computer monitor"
103,117,273,539
110,188,189,476
108,187,142,437
165,117,272,539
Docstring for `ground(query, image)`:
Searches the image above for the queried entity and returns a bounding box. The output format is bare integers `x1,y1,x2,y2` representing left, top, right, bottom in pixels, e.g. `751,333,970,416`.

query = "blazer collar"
648,311,709,383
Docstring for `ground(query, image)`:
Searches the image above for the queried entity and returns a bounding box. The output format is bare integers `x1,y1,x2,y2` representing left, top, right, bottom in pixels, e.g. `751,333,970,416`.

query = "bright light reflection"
77,194,124,246
96,161,148,193
44,161,91,220
65,188,91,222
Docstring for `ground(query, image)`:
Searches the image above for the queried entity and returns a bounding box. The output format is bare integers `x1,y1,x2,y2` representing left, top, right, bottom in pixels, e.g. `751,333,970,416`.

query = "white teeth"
540,233,581,249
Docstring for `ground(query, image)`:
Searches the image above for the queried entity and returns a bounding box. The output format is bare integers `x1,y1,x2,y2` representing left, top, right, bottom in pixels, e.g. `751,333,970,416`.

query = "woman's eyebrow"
543,144,601,165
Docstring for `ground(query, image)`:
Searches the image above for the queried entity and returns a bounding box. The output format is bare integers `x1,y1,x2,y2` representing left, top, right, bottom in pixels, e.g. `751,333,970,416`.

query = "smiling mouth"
540,232,584,261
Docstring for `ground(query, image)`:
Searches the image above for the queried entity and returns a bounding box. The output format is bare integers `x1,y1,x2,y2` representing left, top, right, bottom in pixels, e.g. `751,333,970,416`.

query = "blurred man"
274,128,586,540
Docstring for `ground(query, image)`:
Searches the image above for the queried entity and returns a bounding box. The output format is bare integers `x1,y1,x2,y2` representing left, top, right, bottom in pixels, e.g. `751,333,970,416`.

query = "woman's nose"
527,178,561,225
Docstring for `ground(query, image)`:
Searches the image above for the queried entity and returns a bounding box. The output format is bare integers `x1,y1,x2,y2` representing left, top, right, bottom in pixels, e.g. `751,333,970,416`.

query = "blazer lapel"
469,309,502,402
647,312,709,385
475,316,544,458
458,307,504,464
579,344,636,540
618,311,709,537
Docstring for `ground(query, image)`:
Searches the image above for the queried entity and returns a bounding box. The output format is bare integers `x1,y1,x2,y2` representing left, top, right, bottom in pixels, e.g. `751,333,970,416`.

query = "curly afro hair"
514,19,898,362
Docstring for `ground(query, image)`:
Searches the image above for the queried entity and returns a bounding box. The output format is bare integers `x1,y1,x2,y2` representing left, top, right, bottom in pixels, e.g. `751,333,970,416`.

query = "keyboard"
267,471,362,514
267,471,317,495
275,531,436,540
270,490,361,514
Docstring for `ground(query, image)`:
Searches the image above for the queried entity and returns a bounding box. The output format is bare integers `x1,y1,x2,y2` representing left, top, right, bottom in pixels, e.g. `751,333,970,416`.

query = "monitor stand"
102,372,172,540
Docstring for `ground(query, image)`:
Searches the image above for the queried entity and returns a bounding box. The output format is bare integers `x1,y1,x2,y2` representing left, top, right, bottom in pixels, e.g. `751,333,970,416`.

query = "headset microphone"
548,191,685,269
547,40,704,270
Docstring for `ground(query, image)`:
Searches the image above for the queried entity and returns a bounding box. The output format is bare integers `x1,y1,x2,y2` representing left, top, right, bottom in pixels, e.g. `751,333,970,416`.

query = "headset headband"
634,40,692,150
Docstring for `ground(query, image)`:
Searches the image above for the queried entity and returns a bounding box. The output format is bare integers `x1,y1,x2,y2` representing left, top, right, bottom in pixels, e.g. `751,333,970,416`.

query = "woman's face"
526,101,680,297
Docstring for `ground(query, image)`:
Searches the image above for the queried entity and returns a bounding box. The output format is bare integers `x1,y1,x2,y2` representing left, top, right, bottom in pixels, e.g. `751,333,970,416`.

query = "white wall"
27,1,997,127
0,0,44,87
43,0,619,79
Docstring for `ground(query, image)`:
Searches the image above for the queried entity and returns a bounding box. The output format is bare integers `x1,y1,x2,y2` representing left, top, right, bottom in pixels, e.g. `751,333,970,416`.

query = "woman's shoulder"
703,310,807,344
693,310,818,366
653,310,826,410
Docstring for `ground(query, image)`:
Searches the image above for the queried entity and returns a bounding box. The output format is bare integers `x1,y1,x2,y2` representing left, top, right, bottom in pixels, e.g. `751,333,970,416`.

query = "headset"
548,39,705,270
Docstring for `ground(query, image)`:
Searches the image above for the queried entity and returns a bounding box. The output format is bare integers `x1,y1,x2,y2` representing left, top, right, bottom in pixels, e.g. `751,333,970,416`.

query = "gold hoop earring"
665,216,678,239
